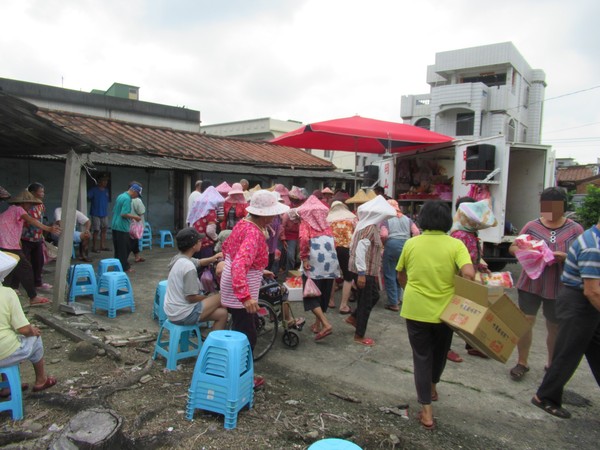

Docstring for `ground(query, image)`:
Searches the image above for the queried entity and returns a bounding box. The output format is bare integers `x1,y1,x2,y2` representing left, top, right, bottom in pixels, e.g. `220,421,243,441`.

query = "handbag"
303,276,321,298
200,266,216,293
129,220,144,239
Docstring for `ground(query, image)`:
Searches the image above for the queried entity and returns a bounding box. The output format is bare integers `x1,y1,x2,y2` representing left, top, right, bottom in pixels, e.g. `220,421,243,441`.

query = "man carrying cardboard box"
532,217,600,419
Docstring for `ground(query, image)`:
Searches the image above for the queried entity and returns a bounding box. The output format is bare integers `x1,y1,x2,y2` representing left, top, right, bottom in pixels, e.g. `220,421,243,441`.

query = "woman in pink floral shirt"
220,191,289,367
0,191,60,306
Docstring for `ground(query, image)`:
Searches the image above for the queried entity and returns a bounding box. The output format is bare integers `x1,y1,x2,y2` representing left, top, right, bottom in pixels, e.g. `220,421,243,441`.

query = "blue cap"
130,183,143,197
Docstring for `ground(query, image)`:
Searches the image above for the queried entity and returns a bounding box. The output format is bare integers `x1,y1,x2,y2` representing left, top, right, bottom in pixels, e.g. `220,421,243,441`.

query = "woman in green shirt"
396,200,475,429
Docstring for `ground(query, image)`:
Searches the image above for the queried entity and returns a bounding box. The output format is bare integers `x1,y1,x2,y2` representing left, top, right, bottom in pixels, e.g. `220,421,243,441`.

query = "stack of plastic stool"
158,230,174,248
97,258,123,282
139,223,152,251
186,330,253,429
308,438,363,449
153,280,168,325
67,264,97,302
93,272,135,318
153,320,202,370
0,365,24,420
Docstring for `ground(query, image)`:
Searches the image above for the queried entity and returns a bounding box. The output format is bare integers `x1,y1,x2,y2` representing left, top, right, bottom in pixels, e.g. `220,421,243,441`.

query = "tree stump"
50,408,126,450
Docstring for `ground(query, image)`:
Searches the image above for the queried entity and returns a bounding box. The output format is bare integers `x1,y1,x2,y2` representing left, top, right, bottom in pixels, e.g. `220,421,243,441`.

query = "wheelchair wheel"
253,299,278,361
282,329,300,348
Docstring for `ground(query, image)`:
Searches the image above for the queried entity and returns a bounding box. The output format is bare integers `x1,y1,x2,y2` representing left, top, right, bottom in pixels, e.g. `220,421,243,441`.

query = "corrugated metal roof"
25,152,356,180
37,109,334,170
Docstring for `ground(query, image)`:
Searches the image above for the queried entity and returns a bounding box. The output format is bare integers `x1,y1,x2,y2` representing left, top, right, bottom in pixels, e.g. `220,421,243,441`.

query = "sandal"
135,257,146,263
310,323,321,334
531,396,571,419
328,303,336,309
510,363,530,381
287,317,306,329
253,376,265,389
418,411,435,430
345,316,357,328
467,348,489,359
354,337,375,346
32,376,57,392
447,350,463,363
29,297,51,307
384,304,400,312
0,383,29,398
315,328,333,341
339,307,352,315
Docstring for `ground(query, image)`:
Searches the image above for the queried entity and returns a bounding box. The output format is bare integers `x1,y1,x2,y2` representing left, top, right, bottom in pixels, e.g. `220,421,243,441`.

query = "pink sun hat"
246,190,290,216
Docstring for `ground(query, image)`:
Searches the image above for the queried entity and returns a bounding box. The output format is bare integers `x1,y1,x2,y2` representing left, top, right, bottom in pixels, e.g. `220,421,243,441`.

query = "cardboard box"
440,276,531,363
284,283,303,301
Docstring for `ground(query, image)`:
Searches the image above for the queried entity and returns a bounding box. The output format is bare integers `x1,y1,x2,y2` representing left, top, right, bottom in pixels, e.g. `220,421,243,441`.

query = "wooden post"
52,150,82,312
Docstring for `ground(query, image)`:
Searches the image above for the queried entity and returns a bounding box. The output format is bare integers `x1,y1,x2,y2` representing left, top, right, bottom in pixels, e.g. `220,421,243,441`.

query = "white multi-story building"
401,42,546,144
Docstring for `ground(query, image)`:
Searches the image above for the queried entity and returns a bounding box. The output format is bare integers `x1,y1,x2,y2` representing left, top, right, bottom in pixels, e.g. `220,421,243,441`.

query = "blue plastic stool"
186,330,253,429
308,439,363,449
93,272,135,318
158,230,174,248
139,223,152,251
153,280,168,325
67,264,97,302
153,320,202,371
97,258,123,283
0,365,24,420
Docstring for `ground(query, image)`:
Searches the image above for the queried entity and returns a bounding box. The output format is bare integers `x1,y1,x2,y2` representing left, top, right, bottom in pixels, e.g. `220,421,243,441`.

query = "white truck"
373,135,555,270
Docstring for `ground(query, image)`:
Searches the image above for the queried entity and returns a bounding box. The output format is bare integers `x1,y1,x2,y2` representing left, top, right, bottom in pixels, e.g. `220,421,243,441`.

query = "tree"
576,185,600,228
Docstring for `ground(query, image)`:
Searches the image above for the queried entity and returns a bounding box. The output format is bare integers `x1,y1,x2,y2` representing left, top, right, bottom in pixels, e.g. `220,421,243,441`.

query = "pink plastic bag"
129,220,144,239
303,277,321,298
514,234,555,280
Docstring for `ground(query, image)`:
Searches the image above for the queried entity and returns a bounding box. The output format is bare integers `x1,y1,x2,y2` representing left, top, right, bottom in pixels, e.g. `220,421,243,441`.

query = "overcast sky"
2,0,599,163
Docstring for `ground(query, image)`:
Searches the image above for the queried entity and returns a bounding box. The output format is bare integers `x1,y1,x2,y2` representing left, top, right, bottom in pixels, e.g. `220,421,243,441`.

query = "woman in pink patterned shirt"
0,190,60,307
220,191,289,377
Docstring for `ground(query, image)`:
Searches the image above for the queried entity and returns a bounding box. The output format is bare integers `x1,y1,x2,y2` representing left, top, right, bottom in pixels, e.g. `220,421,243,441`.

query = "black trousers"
21,239,44,287
0,247,37,299
406,319,453,405
112,230,132,271
536,286,600,406
228,307,257,352
351,275,379,338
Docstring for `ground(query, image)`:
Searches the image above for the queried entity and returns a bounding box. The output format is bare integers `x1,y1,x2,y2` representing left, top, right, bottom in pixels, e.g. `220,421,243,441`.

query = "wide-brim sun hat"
8,190,42,204
228,182,244,195
246,190,290,216
321,187,334,195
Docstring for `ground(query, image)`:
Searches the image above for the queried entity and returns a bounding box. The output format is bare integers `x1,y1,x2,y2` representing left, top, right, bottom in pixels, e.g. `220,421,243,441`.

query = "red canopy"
270,115,454,154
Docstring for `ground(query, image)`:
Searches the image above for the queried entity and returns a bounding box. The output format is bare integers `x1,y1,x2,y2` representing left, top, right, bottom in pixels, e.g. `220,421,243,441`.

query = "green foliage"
576,185,600,228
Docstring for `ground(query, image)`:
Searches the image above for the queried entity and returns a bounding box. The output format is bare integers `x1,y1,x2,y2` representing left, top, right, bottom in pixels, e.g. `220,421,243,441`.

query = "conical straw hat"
345,189,370,204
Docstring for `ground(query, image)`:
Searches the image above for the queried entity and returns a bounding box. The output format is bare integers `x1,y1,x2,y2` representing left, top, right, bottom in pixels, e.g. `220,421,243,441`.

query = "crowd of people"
1,177,598,429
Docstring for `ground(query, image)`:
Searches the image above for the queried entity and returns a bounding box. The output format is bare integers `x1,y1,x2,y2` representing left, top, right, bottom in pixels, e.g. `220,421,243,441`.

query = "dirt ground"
0,315,485,450
2,249,599,449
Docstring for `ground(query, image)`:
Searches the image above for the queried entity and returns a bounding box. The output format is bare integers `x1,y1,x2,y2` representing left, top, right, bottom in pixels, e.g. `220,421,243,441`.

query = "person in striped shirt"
531,217,600,418
508,188,584,381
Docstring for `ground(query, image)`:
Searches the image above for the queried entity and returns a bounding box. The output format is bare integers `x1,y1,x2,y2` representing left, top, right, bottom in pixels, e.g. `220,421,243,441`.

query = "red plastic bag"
303,276,321,298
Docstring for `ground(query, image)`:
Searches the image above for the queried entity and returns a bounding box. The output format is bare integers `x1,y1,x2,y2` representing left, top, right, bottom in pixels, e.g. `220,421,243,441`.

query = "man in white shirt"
54,208,92,262
186,180,202,226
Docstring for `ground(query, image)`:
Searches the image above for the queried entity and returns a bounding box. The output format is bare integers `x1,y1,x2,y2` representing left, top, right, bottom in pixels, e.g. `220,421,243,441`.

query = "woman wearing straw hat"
219,190,289,386
0,190,61,307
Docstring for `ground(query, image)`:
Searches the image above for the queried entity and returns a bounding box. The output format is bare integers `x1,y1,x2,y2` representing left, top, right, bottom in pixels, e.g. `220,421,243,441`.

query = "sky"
2,0,599,164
